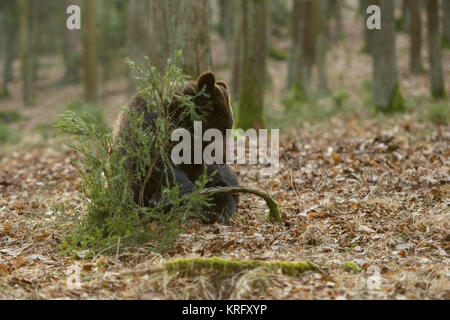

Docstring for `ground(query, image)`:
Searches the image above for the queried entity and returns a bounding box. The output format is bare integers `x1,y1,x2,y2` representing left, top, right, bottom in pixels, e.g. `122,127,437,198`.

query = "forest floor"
0,4,449,299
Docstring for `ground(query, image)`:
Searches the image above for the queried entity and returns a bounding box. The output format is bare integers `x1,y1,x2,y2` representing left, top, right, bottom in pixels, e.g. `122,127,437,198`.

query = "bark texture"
148,0,212,79
443,0,450,47
368,0,405,112
426,0,446,98
408,0,422,74
237,0,267,130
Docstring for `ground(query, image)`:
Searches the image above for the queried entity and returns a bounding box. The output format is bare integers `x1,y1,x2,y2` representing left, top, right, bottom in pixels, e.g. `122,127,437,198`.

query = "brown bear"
113,71,239,223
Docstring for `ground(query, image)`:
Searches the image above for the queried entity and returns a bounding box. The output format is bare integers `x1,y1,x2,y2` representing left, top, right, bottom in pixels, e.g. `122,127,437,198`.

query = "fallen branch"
200,186,282,221
121,257,317,277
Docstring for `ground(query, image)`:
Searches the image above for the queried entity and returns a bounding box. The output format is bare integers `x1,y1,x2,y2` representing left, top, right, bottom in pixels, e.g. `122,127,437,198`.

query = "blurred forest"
0,0,449,300
0,0,448,127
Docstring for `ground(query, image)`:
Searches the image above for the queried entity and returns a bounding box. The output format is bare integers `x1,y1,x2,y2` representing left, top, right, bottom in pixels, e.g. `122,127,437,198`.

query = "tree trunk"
231,0,244,97
315,0,328,96
269,0,289,38
237,0,267,130
368,0,404,112
63,0,81,84
361,0,374,54
98,0,114,96
408,0,422,74
443,0,450,48
426,0,446,98
219,0,235,57
1,0,17,97
128,0,150,94
287,0,302,90
327,0,344,41
148,0,212,79
29,0,39,87
83,0,98,104
335,0,343,38
302,0,316,77
287,0,310,97
399,0,411,32
18,0,35,106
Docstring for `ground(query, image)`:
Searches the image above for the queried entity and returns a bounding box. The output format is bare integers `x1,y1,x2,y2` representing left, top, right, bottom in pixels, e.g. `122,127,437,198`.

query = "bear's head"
183,71,234,134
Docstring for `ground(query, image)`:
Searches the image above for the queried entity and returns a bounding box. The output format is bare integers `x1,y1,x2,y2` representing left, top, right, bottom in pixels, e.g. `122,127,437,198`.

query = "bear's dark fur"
114,71,239,223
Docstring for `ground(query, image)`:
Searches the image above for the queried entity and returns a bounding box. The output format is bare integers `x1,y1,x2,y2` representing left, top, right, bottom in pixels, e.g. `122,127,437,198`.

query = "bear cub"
114,71,239,223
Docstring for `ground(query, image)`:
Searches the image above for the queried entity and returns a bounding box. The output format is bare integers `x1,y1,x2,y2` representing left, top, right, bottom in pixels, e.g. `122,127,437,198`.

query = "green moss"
283,84,308,109
237,57,266,130
237,95,265,130
331,89,349,109
0,123,20,144
268,46,288,61
341,261,362,273
411,64,426,75
376,83,406,113
427,102,449,124
0,89,9,99
431,87,447,100
165,257,317,277
200,187,281,222
441,35,450,50
267,198,281,222
336,32,346,41
360,45,370,55
388,83,406,112
0,110,22,123
395,18,405,32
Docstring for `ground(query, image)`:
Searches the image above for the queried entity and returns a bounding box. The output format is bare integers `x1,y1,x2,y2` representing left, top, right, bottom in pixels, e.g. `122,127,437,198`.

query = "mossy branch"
200,186,282,222
122,257,317,277
121,258,364,277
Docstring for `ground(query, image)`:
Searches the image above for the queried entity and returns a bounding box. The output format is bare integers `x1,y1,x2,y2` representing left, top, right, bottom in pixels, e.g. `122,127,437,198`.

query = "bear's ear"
216,80,228,91
197,71,216,93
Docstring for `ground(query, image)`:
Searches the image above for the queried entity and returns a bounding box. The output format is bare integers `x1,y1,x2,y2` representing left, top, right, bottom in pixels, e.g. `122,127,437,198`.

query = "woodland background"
0,0,449,299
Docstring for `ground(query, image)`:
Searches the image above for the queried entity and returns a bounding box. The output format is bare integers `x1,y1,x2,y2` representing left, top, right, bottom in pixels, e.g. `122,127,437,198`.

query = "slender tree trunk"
148,0,212,79
128,0,150,94
63,0,81,84
327,0,344,41
219,0,235,57
269,0,289,38
399,0,411,32
1,0,17,97
315,0,328,96
358,0,364,14
287,0,310,98
443,0,450,47
231,0,244,97
64,26,81,84
287,0,302,90
426,0,446,98
409,0,422,74
302,0,316,77
98,0,113,96
237,0,267,130
335,0,343,38
0,7,4,96
361,0,373,55
83,0,98,103
18,0,35,106
368,0,404,112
